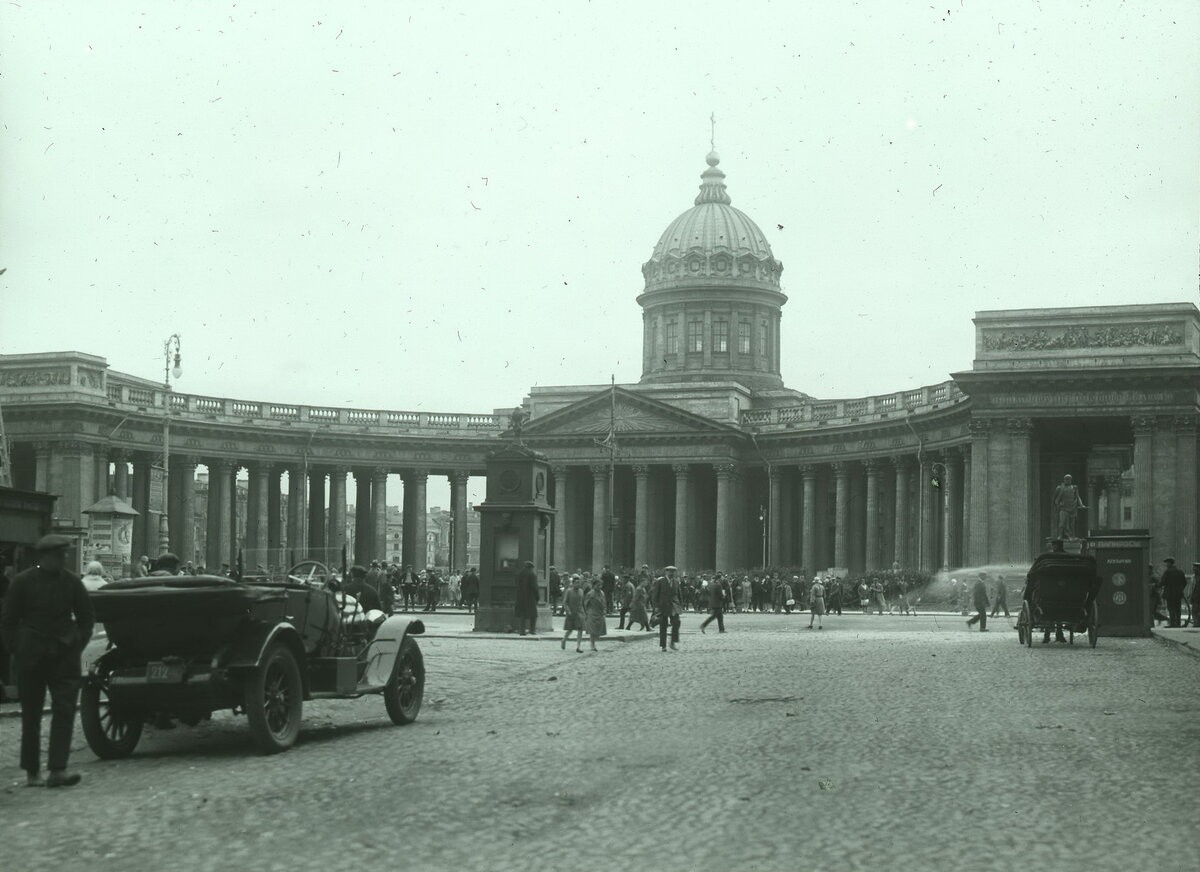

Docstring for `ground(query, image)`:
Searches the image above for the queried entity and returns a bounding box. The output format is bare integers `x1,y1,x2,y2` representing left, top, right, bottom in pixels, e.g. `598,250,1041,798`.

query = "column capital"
890,454,915,470
246,460,273,476
371,467,390,480
768,465,783,480
326,465,350,477
831,460,850,477
1006,417,1034,436
671,463,692,478
713,462,738,479
968,418,991,438
630,464,650,477
1131,415,1157,435
863,457,884,474
110,447,129,462
589,464,610,478
402,468,430,483
548,464,569,476
797,463,817,478
1104,473,1123,489
956,443,972,459
208,457,234,473
449,470,472,485
1173,414,1199,434
174,454,200,469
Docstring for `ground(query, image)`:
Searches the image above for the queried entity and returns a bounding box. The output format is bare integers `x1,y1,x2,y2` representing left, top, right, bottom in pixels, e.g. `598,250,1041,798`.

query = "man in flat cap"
514,560,540,635
1,535,94,788
1161,557,1187,628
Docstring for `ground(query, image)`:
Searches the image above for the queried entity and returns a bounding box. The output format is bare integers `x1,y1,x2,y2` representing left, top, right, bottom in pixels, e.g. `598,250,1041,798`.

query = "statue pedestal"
1044,537,1085,555
473,604,555,635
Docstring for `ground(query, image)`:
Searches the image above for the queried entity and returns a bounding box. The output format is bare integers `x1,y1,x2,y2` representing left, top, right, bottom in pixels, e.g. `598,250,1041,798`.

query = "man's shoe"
25,773,45,788
700,624,706,634
46,771,81,789
670,642,679,650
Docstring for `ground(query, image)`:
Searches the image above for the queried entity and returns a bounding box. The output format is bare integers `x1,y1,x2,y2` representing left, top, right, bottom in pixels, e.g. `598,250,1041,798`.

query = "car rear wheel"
244,642,303,754
80,676,143,759
384,636,424,725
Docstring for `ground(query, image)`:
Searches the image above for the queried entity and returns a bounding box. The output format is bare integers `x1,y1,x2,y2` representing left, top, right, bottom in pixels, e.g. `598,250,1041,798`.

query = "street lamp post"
159,334,183,556
759,504,767,569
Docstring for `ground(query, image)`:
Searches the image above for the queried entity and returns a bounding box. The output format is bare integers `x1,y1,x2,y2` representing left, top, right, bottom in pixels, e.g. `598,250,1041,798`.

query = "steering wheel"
287,560,334,588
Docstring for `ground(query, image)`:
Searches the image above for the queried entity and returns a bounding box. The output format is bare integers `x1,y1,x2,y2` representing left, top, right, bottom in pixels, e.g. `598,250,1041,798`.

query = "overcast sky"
3,1,1197,416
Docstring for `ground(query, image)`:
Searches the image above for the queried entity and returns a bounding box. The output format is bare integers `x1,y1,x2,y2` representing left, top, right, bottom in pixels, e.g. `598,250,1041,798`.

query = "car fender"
219,622,307,680
359,617,424,690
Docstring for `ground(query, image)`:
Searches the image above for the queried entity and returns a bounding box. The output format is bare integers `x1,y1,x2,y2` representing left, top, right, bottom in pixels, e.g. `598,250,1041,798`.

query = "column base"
473,604,555,634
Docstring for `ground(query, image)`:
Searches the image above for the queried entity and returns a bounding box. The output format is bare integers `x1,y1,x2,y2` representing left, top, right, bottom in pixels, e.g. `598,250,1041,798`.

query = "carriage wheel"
1087,602,1098,648
1022,604,1033,648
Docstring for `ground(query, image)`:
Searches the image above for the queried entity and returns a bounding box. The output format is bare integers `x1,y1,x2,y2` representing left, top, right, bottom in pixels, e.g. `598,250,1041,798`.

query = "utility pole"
593,375,619,568
0,392,12,487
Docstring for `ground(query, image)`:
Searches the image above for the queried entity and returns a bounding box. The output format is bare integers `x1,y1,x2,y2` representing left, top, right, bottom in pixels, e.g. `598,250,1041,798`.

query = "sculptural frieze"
0,368,72,388
982,323,1183,352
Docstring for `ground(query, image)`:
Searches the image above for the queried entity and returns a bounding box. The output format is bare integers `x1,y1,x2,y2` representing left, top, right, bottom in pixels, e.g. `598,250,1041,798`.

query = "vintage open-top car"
80,563,425,756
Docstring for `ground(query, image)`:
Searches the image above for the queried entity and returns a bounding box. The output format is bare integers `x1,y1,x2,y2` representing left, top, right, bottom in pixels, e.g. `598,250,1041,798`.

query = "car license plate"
146,661,184,683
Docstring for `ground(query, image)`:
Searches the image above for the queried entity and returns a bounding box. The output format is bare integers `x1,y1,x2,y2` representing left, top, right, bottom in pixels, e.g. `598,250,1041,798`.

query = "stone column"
206,459,232,572
307,469,327,558
891,456,912,569
673,464,692,572
405,470,429,570
450,471,470,571
1104,474,1122,530
968,420,990,566
551,466,569,569
1008,418,1034,562
1131,416,1154,529
326,468,347,564
267,468,283,567
111,449,129,499
590,465,609,571
228,463,244,568
286,466,307,565
1174,415,1198,571
354,470,372,565
832,462,850,568
131,455,153,564
1086,477,1102,535
864,459,882,571
768,467,783,567
632,464,650,568
959,445,972,566
799,465,817,573
714,463,738,572
247,462,270,569
371,469,389,565
176,456,197,566
941,455,955,571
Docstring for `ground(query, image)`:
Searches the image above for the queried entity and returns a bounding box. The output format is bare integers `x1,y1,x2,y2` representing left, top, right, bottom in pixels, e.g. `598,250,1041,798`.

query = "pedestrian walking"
808,577,826,629
652,567,682,651
460,567,479,613
561,575,586,652
616,575,635,629
1161,557,1187,627
627,578,651,631
966,572,990,632
548,565,562,615
989,574,1011,618
583,577,607,651
514,560,539,635
872,579,887,615
1,535,93,787
700,573,726,634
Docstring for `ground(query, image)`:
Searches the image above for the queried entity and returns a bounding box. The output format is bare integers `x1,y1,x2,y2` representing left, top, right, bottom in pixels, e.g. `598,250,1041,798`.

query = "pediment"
523,388,738,437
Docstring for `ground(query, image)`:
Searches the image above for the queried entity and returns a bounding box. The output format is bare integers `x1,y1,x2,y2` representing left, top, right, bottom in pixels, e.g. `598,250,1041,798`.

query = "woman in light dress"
561,575,586,652
582,577,608,652
808,576,826,630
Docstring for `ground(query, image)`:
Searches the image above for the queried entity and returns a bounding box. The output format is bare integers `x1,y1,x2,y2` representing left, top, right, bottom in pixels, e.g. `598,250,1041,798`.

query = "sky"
2,1,1197,409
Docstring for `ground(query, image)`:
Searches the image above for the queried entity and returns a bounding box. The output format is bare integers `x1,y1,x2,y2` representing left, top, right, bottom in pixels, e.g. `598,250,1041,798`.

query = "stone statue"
508,407,530,443
1051,474,1086,540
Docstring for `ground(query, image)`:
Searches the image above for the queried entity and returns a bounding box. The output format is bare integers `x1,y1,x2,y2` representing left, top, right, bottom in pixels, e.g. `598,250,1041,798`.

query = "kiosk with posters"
1086,529,1152,637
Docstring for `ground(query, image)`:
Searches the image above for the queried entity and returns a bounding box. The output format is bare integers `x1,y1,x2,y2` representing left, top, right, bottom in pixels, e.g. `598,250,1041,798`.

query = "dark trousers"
658,613,681,648
17,655,80,774
990,595,1010,617
517,611,536,634
617,606,630,629
966,609,988,631
700,608,725,632
1166,597,1182,627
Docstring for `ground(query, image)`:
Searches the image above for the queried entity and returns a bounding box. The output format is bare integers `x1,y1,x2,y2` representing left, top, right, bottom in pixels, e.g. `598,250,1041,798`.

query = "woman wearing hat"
561,575,586,652
582,577,608,651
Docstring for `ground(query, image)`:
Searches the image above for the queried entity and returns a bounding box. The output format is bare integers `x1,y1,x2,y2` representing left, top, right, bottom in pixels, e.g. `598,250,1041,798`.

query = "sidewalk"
1151,625,1200,658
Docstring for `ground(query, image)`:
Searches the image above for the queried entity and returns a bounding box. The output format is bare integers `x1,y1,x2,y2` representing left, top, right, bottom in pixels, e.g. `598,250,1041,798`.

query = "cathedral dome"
640,152,784,295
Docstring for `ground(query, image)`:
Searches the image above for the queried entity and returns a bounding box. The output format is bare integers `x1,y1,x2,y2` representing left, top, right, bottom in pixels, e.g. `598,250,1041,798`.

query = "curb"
1150,627,1200,658
421,631,655,643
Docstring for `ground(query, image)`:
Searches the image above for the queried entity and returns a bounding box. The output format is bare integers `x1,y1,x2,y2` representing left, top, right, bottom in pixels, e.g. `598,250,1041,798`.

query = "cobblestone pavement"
2,612,1196,872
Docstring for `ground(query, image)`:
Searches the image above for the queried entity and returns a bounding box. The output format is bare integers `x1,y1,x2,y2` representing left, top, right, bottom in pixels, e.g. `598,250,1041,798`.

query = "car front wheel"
384,636,424,725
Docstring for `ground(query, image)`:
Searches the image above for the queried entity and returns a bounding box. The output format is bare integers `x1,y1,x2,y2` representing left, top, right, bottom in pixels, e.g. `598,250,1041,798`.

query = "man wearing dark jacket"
700,574,726,634
652,567,682,651
966,571,990,632
1161,557,1187,628
1,535,93,788
514,560,539,635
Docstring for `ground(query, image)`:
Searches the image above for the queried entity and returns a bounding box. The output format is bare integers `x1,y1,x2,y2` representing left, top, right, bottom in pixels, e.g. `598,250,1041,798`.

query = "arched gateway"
2,153,1197,576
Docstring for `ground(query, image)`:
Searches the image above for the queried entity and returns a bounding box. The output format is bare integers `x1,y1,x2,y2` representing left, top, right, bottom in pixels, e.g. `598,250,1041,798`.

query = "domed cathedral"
638,151,796,397
2,150,1197,587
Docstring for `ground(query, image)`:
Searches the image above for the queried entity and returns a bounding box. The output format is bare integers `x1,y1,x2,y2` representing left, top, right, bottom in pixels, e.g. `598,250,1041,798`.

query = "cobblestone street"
2,612,1196,872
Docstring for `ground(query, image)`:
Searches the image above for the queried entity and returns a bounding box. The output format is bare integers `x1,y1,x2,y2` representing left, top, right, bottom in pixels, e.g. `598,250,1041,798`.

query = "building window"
665,321,678,354
687,321,703,352
713,319,729,353
739,321,750,354
759,322,769,357
1123,506,1132,522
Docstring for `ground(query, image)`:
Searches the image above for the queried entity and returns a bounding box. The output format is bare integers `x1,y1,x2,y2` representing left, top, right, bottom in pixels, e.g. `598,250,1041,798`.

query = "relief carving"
0,368,72,388
982,323,1183,352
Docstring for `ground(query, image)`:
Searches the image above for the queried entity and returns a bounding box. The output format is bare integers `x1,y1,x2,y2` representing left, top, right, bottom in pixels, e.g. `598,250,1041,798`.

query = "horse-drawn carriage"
1015,551,1102,648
